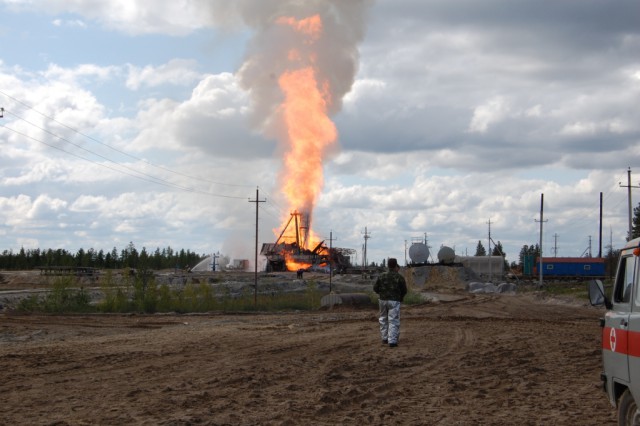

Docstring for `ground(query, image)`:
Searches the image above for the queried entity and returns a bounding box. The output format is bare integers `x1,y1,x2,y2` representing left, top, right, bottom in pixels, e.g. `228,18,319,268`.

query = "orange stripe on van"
603,327,640,357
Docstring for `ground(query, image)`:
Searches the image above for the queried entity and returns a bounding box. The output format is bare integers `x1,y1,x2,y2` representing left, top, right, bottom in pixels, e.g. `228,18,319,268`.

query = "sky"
0,0,639,269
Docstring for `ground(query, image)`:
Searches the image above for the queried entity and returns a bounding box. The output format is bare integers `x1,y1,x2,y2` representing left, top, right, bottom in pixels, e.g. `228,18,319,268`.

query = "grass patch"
517,279,612,300
15,274,343,314
403,291,425,305
17,276,93,313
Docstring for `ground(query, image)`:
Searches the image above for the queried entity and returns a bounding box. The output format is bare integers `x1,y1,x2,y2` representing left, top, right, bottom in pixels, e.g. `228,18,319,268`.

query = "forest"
0,242,205,271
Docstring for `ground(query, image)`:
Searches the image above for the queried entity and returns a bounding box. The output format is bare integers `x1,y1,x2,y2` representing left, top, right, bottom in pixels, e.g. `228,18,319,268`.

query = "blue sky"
0,0,639,269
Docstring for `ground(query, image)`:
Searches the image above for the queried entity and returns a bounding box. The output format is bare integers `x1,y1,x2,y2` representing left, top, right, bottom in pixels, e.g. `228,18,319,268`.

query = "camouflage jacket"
374,270,407,302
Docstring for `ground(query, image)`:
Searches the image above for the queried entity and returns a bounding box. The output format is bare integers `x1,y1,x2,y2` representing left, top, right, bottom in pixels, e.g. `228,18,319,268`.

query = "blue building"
533,257,605,277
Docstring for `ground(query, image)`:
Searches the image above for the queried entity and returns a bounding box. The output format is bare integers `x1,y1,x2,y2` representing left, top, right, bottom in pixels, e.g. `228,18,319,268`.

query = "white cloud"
16,237,40,249
4,0,215,35
52,18,87,28
126,59,203,90
128,72,261,159
28,194,67,219
43,63,119,84
560,121,598,136
468,96,509,133
0,195,33,226
342,78,386,111
3,160,68,185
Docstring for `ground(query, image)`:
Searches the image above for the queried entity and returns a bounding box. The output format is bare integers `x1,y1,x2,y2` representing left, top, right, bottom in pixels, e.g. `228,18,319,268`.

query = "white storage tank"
409,242,430,264
438,246,456,264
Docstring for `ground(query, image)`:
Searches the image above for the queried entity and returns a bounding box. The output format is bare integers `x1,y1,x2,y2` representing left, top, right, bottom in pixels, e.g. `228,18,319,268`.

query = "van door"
603,253,636,390
628,253,640,401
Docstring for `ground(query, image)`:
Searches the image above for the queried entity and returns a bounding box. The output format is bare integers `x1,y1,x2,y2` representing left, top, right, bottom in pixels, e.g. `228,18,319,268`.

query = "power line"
3,110,187,187
0,122,247,200
0,93,329,224
0,91,254,189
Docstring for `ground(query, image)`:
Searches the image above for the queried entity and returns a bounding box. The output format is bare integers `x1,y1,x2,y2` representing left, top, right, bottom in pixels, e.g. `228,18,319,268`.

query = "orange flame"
275,14,337,256
276,15,323,43
284,253,313,272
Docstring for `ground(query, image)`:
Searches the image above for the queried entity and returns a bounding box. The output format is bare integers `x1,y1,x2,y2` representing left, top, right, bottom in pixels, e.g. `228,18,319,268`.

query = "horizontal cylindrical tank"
409,243,430,264
438,246,456,264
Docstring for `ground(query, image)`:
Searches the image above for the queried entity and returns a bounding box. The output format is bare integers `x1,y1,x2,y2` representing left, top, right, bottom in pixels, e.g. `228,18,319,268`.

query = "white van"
590,237,640,424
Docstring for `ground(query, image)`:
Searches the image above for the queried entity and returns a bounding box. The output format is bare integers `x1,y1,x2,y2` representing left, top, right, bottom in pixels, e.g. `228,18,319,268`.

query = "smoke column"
214,0,373,245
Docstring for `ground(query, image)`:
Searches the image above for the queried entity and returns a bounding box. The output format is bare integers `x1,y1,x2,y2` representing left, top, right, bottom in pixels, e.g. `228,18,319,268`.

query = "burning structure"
261,211,353,272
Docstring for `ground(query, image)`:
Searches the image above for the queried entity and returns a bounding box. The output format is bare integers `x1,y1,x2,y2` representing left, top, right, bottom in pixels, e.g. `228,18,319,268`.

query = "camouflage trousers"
378,300,402,344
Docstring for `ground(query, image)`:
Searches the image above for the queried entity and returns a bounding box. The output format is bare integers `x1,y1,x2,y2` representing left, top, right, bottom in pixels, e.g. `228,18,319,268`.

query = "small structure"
533,257,605,278
37,266,98,277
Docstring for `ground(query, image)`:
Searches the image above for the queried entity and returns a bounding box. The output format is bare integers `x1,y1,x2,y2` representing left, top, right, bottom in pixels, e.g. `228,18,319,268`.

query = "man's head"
388,258,399,270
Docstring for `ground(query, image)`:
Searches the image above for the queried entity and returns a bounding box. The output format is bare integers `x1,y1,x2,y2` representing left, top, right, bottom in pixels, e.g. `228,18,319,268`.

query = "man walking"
373,258,407,348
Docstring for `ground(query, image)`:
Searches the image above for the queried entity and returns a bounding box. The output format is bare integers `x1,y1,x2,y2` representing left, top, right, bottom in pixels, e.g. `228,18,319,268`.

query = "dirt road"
0,292,615,425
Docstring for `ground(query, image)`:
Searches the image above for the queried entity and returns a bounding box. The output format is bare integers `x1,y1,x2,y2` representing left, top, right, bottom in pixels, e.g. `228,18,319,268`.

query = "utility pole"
404,240,408,266
362,227,371,270
248,188,266,306
620,167,640,240
599,192,603,258
553,234,559,257
535,193,548,288
328,231,336,292
487,219,492,282
211,252,220,271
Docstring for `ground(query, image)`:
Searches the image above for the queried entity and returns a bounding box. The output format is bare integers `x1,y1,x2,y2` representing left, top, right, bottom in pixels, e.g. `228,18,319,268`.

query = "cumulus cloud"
52,18,87,28
126,59,203,90
2,0,215,35
468,96,510,134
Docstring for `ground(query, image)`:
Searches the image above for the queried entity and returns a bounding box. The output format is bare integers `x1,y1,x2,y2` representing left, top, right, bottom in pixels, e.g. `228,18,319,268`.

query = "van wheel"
619,389,640,426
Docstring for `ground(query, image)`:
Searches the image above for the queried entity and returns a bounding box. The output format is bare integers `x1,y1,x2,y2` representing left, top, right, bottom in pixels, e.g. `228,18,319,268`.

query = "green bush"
16,294,41,312
403,291,425,305
17,272,344,314
17,276,93,313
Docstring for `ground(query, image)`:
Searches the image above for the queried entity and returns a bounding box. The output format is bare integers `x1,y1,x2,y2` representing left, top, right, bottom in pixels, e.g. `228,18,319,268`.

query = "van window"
615,255,637,304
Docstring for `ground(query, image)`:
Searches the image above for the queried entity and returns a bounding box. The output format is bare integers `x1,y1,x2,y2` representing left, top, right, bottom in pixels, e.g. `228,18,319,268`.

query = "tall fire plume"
233,1,372,269
276,15,336,249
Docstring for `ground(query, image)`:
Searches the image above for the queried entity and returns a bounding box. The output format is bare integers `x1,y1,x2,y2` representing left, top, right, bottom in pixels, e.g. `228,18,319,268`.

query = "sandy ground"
0,274,617,426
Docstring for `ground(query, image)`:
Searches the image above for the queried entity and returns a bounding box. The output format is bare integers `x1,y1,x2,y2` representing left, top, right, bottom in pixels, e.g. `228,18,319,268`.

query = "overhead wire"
0,121,248,200
4,109,189,186
1,123,244,199
0,89,255,189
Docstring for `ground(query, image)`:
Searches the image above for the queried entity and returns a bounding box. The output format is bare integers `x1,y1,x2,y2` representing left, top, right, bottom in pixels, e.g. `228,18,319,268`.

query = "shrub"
17,276,93,313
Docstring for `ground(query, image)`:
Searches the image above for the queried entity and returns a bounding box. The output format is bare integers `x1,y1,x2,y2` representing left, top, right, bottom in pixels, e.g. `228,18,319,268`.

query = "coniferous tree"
0,243,205,271
475,240,487,256
111,247,119,268
492,241,505,257
632,202,640,240
76,248,86,267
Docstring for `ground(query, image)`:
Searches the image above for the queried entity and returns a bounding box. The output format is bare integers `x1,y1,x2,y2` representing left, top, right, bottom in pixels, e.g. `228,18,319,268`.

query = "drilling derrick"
261,211,326,272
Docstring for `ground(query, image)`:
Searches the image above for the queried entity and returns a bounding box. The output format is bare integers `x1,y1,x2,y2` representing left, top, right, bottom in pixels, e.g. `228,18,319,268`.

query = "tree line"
0,242,206,271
